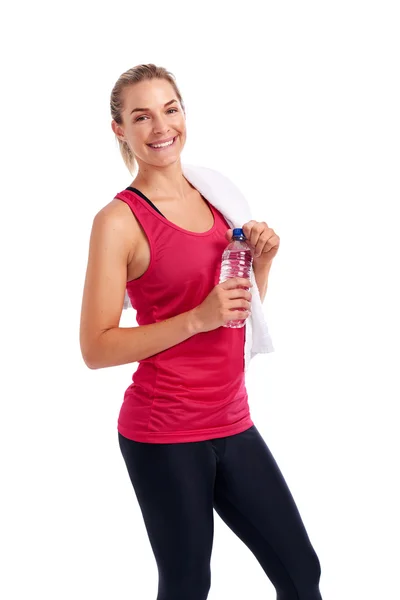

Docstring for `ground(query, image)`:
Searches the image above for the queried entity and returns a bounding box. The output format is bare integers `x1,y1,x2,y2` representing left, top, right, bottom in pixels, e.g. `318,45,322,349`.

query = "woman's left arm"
252,260,273,303
225,220,280,304
247,219,279,304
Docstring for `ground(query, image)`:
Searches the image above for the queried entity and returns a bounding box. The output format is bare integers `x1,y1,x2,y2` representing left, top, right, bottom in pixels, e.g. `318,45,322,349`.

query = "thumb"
225,229,233,241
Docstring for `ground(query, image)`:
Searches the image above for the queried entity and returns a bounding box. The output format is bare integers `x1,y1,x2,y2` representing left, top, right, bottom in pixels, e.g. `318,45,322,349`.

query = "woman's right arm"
79,204,201,370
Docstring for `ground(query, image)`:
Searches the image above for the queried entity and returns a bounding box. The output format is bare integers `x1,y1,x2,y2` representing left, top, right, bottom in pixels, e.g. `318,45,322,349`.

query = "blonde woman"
79,64,323,600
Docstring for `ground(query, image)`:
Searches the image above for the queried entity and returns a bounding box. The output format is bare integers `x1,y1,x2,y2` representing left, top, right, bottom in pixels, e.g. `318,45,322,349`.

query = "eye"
135,108,178,122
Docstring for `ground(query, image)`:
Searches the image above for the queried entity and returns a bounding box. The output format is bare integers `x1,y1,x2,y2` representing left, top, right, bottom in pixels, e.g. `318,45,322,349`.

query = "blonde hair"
110,64,185,176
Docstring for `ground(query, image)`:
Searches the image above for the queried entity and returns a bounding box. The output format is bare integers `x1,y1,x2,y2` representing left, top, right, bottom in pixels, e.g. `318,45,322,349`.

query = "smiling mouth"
147,136,178,150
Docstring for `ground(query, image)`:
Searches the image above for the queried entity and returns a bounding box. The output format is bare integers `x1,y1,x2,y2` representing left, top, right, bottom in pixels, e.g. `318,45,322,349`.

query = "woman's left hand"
225,221,280,266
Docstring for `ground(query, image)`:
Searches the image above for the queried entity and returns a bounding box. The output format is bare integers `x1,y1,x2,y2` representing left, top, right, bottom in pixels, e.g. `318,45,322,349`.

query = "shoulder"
182,163,251,213
89,197,137,255
182,163,246,195
182,163,234,184
93,195,135,229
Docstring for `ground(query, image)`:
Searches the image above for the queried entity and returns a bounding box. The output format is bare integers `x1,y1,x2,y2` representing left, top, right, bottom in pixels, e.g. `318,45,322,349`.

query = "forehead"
123,79,176,109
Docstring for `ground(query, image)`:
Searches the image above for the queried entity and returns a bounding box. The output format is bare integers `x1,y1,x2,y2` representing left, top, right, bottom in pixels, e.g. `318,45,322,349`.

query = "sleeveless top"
114,186,254,443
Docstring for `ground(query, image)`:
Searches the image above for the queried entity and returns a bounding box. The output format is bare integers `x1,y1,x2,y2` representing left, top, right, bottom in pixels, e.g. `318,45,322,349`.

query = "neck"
131,161,192,200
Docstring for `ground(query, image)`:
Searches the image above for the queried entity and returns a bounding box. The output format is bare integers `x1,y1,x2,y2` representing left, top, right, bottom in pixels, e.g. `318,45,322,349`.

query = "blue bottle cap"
233,228,244,237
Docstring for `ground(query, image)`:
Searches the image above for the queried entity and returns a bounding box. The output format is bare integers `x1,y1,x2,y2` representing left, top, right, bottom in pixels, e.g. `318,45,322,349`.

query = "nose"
152,114,170,134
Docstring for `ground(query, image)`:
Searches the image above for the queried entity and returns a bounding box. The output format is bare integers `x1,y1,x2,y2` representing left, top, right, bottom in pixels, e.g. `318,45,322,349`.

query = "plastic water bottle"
218,228,253,329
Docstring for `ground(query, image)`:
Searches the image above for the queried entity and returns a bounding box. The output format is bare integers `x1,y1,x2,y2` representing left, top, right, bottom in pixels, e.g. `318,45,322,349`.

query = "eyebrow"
130,99,178,115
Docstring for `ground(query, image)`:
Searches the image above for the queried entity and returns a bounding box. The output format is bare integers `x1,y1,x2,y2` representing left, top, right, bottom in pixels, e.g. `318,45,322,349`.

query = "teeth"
150,138,175,148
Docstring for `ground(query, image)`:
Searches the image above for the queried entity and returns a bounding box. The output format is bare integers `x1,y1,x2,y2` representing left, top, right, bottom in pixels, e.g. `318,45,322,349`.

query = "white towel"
123,164,274,370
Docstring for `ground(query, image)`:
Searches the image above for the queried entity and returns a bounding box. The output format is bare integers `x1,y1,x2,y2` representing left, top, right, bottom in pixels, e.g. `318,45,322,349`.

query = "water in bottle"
218,228,253,328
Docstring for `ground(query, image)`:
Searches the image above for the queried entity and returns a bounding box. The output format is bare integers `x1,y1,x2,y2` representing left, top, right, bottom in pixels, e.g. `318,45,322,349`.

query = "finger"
254,231,275,256
242,222,256,244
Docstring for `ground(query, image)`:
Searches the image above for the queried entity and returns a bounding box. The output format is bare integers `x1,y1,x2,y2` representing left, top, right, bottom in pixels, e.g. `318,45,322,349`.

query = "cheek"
178,130,186,147
131,125,149,144
178,119,187,137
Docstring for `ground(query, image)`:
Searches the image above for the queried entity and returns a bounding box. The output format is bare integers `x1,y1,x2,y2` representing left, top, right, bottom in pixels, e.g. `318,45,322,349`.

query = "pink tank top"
114,187,253,443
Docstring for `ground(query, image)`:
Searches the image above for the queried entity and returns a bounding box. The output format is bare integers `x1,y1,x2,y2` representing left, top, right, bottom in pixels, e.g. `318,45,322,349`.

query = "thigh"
118,433,217,574
213,425,322,596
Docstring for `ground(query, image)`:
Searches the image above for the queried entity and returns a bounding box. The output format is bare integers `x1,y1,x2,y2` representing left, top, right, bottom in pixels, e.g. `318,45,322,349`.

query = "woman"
79,64,323,600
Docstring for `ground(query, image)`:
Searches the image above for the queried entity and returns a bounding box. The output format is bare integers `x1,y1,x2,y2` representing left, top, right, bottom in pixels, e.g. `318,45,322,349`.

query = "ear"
111,120,124,140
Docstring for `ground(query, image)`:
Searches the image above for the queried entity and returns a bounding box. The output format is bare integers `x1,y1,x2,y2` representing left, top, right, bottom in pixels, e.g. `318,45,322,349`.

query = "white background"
1,1,399,598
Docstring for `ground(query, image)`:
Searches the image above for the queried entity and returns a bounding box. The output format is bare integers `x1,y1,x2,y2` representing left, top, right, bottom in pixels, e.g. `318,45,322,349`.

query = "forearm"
252,260,273,303
85,310,201,369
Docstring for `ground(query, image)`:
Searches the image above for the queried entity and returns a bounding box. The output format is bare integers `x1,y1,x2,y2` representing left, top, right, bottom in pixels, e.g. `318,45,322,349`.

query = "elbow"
80,331,111,370
81,349,100,370
84,357,100,370
80,340,102,370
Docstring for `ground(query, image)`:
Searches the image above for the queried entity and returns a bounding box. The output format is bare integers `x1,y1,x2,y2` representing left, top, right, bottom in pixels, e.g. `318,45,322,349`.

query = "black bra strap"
125,187,166,218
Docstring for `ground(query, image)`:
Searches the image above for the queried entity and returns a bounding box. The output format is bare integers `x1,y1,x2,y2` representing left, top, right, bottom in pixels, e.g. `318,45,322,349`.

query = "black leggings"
118,424,323,600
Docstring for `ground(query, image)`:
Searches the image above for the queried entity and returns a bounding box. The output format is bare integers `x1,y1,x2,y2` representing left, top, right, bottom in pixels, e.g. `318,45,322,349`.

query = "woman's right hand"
190,277,253,334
